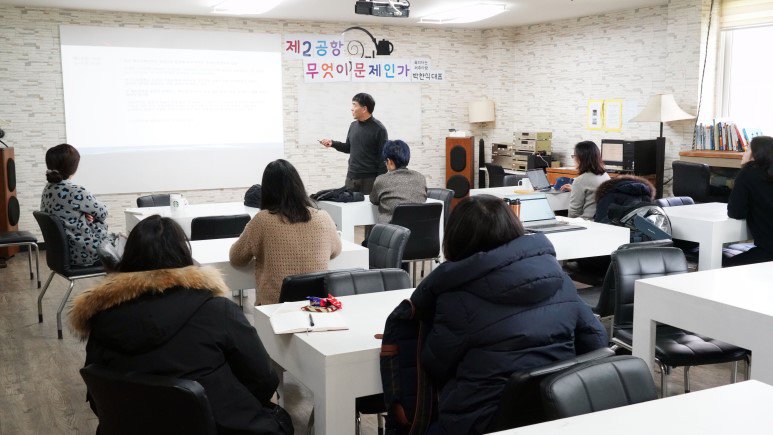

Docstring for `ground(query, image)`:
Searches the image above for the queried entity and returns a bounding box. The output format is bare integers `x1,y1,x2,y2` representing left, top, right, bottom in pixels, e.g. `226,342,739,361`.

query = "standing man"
319,93,388,195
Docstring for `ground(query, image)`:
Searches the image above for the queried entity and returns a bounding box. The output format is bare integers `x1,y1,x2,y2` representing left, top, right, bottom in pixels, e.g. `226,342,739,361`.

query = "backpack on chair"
380,299,438,435
607,203,672,243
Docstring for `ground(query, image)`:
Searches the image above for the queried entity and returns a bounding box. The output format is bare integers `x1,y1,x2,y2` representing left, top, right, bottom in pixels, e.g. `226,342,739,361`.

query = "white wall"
1,0,713,238
481,0,714,180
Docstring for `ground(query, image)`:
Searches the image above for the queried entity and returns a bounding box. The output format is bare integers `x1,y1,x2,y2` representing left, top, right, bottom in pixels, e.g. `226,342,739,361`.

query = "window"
718,25,773,134
717,1,773,134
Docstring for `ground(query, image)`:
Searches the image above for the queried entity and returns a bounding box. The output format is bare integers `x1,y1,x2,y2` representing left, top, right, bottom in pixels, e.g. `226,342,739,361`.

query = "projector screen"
59,26,284,194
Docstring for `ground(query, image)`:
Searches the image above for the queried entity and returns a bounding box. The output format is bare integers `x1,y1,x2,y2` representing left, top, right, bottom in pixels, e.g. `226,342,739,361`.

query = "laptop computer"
526,169,562,194
518,194,586,234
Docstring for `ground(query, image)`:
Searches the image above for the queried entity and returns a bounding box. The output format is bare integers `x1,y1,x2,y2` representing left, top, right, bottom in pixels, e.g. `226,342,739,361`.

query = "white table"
190,237,369,291
255,289,413,435
316,196,444,243
632,262,773,385
663,202,749,270
545,217,630,260
125,202,259,238
470,187,570,211
489,380,773,434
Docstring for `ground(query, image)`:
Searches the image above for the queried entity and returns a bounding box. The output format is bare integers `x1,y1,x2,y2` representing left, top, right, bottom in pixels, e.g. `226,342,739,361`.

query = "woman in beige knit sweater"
230,160,341,305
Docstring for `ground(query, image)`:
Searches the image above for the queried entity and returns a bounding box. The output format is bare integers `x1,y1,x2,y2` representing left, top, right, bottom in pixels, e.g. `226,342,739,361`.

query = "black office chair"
367,224,410,270
611,247,750,397
672,161,731,203
503,174,521,187
324,268,410,434
80,364,217,435
427,188,453,227
485,163,506,188
33,211,106,339
540,356,658,420
0,230,40,288
655,196,695,208
190,214,251,241
324,268,411,296
593,240,673,319
136,194,171,208
486,347,615,432
279,268,364,302
390,203,442,285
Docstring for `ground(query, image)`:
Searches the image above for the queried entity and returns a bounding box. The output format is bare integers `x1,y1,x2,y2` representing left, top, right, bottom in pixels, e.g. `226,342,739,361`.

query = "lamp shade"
630,94,695,123
469,99,496,123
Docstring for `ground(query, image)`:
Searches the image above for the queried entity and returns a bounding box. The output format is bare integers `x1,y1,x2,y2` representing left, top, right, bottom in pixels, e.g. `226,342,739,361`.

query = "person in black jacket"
70,215,291,435
319,92,389,194
593,175,656,224
411,195,608,435
725,136,773,267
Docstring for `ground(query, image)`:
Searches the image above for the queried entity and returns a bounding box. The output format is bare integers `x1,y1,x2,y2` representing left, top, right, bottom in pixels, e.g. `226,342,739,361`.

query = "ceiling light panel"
212,0,284,15
419,3,507,24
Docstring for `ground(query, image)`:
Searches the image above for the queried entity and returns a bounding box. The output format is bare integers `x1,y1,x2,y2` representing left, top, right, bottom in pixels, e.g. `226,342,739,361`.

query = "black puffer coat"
70,266,289,434
411,233,608,435
593,175,656,223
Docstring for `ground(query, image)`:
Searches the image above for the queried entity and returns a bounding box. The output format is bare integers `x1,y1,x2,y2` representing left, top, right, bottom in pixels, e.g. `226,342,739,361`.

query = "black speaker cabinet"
445,137,474,210
0,147,19,258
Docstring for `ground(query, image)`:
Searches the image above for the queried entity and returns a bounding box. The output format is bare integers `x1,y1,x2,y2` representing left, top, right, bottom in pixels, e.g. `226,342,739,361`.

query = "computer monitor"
601,139,624,170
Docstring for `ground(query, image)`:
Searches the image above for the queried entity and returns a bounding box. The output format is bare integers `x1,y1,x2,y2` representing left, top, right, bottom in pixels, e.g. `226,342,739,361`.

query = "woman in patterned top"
40,144,119,267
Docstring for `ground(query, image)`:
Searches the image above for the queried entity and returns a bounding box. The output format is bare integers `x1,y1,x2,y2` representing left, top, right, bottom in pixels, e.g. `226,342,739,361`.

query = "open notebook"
269,304,349,334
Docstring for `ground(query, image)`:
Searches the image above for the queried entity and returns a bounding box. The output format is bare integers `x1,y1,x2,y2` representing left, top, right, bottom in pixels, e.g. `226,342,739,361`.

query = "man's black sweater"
332,116,388,179
728,163,773,252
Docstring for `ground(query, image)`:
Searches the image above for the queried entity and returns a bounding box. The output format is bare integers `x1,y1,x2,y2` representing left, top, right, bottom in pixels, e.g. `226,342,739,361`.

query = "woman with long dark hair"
411,195,608,434
726,135,773,266
230,159,341,304
70,215,292,434
560,141,610,219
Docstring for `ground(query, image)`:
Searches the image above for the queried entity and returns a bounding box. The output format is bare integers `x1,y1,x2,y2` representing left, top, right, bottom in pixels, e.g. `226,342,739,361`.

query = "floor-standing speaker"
0,147,20,258
445,136,474,210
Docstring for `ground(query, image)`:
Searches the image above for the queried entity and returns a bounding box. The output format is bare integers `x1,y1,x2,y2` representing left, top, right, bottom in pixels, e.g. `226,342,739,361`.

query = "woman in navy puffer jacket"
412,195,608,435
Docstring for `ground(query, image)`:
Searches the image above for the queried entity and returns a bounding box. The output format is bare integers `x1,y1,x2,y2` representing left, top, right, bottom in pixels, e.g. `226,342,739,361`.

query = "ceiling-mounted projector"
355,0,410,18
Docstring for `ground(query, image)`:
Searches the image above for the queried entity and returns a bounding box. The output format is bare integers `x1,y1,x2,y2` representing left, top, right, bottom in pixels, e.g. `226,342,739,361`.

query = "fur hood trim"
595,175,655,202
69,266,228,338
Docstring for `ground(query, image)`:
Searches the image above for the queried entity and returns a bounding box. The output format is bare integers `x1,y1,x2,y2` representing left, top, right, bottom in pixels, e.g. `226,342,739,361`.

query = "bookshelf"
679,150,743,169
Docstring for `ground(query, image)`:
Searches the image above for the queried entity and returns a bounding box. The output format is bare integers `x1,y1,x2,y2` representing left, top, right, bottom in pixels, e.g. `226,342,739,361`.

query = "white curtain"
721,0,773,29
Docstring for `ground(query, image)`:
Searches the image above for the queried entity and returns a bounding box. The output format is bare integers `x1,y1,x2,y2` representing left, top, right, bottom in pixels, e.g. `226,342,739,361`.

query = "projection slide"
60,26,283,194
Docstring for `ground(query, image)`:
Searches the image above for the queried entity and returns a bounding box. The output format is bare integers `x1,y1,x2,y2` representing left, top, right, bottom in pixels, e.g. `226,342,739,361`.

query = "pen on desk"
309,313,315,327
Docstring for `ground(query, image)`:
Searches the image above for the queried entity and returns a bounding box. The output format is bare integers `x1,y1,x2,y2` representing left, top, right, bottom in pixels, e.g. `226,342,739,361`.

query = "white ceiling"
0,0,668,28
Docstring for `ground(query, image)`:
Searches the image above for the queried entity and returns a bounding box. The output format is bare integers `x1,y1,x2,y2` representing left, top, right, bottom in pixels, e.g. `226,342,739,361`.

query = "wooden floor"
0,251,747,434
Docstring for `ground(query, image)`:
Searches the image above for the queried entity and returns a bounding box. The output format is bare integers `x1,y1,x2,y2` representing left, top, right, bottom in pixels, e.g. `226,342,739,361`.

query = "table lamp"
630,93,694,200
469,99,496,124
469,99,495,188
630,93,695,137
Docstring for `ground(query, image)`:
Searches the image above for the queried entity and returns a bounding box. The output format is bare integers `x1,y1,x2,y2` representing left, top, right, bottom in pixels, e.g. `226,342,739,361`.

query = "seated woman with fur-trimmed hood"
69,215,292,434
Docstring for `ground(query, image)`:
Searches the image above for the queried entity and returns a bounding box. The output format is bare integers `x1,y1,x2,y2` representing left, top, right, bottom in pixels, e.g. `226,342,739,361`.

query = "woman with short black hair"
411,195,608,434
40,143,121,267
70,215,292,434
726,135,773,266
230,159,341,305
369,139,427,223
561,141,610,219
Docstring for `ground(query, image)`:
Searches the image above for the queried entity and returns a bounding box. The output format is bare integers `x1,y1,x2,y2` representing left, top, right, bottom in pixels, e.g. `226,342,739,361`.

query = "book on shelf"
694,121,764,151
